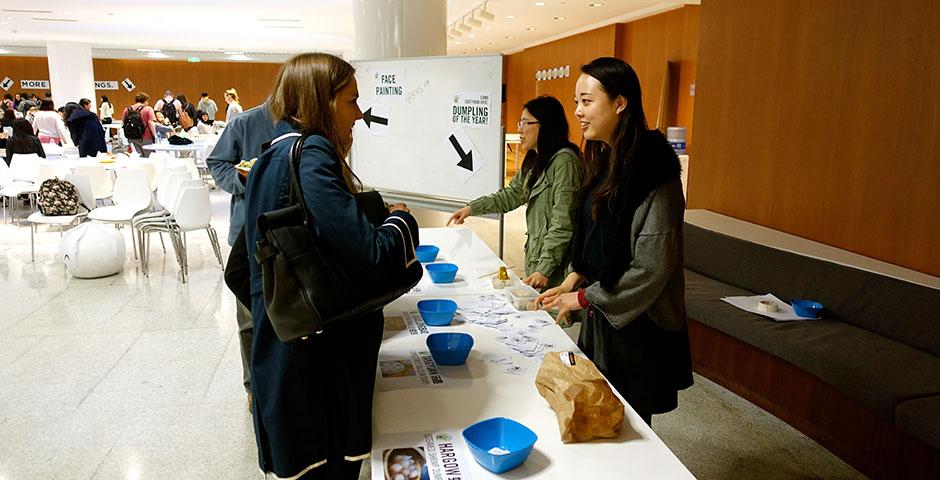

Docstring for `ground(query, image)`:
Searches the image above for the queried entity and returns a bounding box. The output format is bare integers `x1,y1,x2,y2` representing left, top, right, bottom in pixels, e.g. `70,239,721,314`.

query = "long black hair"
580,57,648,218
7,118,39,154
519,95,580,190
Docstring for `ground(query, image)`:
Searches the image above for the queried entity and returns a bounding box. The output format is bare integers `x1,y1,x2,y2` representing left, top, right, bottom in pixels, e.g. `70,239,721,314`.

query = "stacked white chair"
135,177,221,282
87,169,152,260
27,174,95,262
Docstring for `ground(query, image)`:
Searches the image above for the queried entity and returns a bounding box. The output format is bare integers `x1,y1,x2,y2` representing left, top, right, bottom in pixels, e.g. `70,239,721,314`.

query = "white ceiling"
0,0,695,62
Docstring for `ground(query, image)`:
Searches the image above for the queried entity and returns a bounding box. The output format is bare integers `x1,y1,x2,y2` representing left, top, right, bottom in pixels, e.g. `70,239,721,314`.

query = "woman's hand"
446,206,471,226
523,272,549,289
388,203,410,214
538,292,582,327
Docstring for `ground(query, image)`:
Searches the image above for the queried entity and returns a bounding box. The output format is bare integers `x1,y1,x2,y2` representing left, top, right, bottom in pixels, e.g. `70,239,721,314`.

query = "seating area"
0,151,222,282
682,210,940,480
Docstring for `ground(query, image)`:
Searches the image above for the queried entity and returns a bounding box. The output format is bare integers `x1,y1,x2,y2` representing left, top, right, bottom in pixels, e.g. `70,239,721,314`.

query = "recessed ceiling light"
535,1,545,5
507,15,515,19
504,35,514,39
137,48,161,53
589,2,604,6
468,33,475,38
525,27,536,31
455,41,462,45
554,16,565,20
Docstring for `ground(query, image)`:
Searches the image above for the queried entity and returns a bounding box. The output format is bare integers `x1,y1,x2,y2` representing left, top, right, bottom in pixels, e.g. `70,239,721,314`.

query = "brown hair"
134,92,150,103
224,88,239,102
269,52,359,192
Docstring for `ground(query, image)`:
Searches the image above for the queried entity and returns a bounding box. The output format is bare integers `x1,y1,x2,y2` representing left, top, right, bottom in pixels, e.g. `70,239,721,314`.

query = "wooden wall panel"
617,6,700,149
691,0,940,277
0,56,282,117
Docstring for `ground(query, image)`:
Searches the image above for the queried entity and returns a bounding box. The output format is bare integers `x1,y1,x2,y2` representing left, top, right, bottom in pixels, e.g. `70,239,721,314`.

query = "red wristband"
577,288,589,308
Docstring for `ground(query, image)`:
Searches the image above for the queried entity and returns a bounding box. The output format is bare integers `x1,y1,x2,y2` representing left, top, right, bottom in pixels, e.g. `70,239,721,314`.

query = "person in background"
207,99,276,415
68,98,107,158
5,118,46,165
448,95,582,290
153,90,181,126
1,108,15,128
32,99,70,145
536,57,692,428
56,106,67,120
99,95,114,124
12,93,23,110
1,94,13,111
198,92,218,120
122,92,157,157
176,94,196,122
224,88,242,123
17,93,37,114
243,52,419,480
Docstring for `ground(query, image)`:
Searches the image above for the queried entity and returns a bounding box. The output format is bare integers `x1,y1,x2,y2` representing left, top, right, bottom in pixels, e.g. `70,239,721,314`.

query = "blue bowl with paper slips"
415,245,440,263
417,299,458,326
426,263,458,284
426,332,473,365
462,417,538,474
791,299,824,318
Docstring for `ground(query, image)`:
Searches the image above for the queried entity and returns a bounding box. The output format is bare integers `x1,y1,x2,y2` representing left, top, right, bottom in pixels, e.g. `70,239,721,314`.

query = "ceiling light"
468,33,476,38
63,11,72,15
525,27,536,31
467,16,482,27
535,2,545,6
589,2,604,6
224,51,245,55
504,35,514,39
137,48,161,53
455,41,462,45
1,9,53,13
146,52,169,59
507,15,515,19
484,26,492,30
477,7,495,21
554,16,565,20
228,54,251,61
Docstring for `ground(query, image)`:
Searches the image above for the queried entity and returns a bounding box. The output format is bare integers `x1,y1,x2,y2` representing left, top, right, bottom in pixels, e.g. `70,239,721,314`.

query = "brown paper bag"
534,351,624,443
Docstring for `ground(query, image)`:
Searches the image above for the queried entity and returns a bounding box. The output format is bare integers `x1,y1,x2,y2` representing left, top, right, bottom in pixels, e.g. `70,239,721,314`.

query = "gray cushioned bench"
683,222,940,477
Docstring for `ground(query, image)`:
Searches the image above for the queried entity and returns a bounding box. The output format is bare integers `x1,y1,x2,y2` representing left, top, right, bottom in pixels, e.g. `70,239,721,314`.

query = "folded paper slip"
535,351,624,443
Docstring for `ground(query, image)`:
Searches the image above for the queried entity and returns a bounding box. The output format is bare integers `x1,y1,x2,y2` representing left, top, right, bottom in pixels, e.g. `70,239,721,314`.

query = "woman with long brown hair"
536,57,692,427
243,53,419,479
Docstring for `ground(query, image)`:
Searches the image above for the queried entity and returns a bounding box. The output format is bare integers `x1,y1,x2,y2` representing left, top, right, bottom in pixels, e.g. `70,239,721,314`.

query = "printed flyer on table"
371,430,476,480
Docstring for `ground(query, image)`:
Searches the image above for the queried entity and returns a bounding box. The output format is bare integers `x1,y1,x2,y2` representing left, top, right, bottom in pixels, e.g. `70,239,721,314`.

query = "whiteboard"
350,55,504,209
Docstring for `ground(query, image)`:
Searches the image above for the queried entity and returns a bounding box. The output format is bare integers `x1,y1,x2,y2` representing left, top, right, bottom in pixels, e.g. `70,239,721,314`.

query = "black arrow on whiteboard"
362,107,388,128
449,134,474,171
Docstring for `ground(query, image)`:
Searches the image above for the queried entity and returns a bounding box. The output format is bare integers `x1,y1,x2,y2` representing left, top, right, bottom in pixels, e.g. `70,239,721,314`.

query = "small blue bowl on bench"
426,263,458,283
415,245,440,263
417,299,458,326
791,299,824,318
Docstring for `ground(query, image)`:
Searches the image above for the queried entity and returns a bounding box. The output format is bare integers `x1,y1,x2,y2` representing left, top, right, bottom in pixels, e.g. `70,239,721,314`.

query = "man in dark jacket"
68,99,108,158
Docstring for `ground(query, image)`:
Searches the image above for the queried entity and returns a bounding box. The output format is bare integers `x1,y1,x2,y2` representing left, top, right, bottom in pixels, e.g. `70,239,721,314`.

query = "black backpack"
37,178,80,216
123,106,146,139
162,99,179,125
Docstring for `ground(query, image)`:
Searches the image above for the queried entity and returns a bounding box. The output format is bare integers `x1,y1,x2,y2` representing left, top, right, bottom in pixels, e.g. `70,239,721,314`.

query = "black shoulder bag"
254,135,422,341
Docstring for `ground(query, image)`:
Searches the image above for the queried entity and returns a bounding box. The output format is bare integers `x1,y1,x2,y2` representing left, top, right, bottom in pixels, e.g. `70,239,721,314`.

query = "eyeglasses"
517,120,540,130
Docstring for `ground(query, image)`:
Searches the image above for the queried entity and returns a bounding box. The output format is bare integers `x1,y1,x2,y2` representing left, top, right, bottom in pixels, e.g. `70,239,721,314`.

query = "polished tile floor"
0,193,864,480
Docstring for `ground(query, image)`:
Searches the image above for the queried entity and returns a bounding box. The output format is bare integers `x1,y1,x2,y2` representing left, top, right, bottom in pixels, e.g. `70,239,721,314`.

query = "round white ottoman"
60,223,126,278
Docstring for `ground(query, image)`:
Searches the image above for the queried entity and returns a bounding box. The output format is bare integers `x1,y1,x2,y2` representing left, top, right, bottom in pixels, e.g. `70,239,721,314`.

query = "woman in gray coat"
536,57,692,426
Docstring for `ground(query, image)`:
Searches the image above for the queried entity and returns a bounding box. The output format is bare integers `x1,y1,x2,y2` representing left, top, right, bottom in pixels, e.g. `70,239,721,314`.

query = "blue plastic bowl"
426,263,458,284
426,332,473,366
791,299,824,318
462,417,538,474
415,245,440,263
417,299,458,326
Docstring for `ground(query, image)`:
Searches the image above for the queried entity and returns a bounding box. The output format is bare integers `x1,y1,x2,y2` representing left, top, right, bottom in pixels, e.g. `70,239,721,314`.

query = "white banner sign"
0,77,13,91
21,79,49,89
95,81,119,90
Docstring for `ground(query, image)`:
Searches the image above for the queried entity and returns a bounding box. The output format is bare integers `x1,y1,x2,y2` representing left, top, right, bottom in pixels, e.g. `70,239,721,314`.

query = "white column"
352,0,446,60
46,42,96,108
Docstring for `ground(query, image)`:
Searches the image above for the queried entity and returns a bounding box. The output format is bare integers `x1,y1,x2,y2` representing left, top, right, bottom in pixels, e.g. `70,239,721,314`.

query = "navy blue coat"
67,108,107,158
244,122,419,478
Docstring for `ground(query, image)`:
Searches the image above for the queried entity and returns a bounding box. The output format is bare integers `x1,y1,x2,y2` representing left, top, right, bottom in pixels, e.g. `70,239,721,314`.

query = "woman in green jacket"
448,95,582,290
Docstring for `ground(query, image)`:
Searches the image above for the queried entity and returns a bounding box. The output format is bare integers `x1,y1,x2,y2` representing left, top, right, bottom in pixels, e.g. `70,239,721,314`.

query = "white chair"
27,174,95,262
87,169,152,259
137,183,221,282
73,166,114,204
128,161,158,192
1,154,41,223
168,157,200,182
134,176,200,273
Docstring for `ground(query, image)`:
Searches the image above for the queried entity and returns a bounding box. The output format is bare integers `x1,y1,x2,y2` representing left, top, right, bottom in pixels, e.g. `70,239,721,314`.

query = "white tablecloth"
372,227,694,479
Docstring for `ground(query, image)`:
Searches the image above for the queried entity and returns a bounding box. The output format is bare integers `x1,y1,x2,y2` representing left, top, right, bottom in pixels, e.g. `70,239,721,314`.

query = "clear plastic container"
505,285,539,311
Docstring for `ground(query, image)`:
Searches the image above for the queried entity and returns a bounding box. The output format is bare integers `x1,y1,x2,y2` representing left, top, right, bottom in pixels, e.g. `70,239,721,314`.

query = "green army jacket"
468,148,581,287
